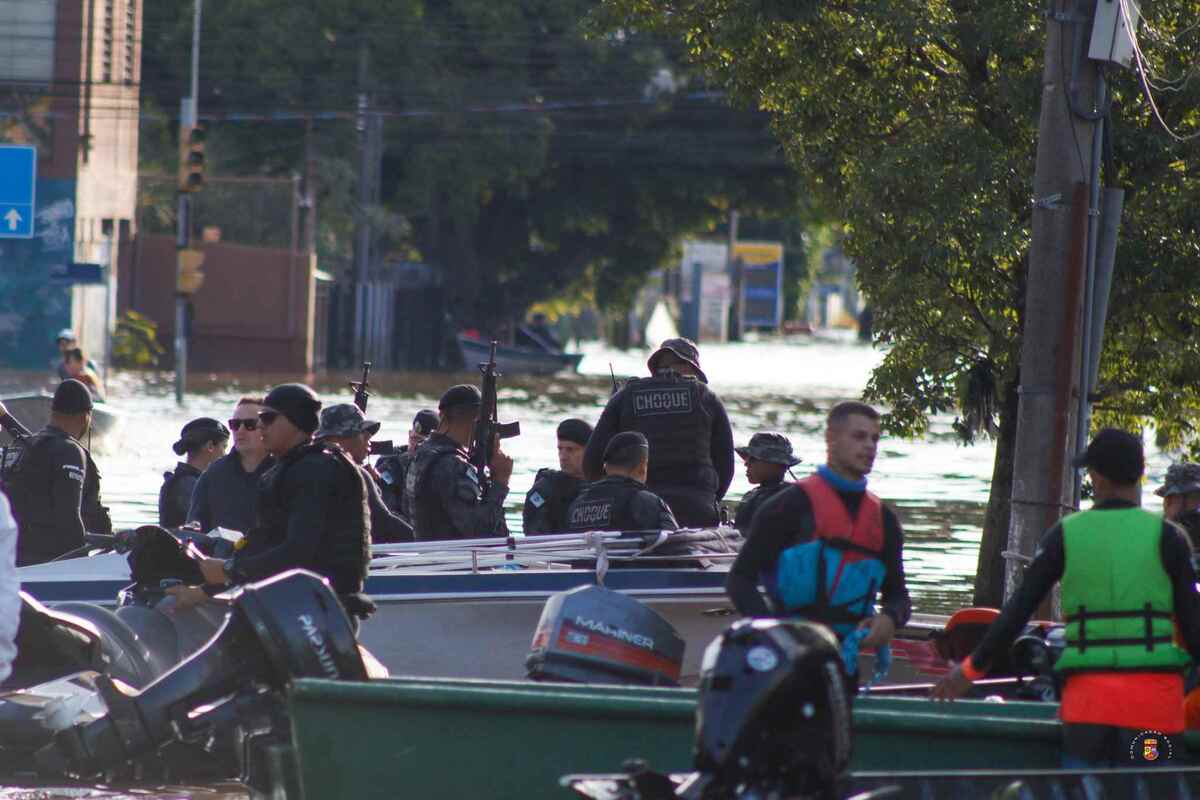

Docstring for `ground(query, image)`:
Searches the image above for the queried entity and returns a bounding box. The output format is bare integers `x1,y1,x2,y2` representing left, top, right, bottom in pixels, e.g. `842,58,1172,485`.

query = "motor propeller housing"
40,569,366,777
693,618,852,798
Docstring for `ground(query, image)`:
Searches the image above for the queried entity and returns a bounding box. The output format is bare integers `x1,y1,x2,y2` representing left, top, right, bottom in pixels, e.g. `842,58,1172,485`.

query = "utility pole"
175,0,203,405
1004,0,1103,600
352,44,382,366
726,208,741,342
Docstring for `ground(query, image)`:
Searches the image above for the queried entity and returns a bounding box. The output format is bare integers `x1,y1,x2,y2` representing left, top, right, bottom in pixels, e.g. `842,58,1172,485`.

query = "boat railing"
367,527,741,575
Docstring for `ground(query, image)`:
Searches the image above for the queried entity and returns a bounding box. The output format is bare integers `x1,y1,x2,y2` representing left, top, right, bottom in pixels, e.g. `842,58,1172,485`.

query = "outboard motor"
693,619,852,800
40,569,366,777
527,585,684,686
1011,623,1066,702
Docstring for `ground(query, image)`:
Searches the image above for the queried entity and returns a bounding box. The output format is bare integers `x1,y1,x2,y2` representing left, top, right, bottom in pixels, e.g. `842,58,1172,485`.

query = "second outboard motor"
41,569,366,777
694,619,852,800
527,585,685,686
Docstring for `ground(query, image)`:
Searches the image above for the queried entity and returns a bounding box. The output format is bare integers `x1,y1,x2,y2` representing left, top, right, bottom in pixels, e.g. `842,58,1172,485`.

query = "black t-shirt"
727,481,912,628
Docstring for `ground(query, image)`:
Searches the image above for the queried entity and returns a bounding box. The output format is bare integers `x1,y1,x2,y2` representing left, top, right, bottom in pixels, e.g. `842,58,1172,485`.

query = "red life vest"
796,474,884,557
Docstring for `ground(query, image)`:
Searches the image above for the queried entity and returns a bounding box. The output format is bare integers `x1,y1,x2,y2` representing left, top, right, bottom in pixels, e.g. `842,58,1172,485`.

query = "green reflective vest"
1056,507,1191,673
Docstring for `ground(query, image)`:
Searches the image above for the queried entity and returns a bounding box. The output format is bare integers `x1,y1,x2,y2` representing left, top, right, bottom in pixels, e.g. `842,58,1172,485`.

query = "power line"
1120,0,1200,143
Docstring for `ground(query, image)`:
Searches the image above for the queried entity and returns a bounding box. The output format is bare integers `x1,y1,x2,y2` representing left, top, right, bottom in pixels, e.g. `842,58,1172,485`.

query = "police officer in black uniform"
524,418,592,535
5,379,112,566
159,417,230,528
566,432,677,533
193,384,373,623
405,385,512,540
583,338,734,527
316,403,413,544
375,408,438,521
733,432,801,534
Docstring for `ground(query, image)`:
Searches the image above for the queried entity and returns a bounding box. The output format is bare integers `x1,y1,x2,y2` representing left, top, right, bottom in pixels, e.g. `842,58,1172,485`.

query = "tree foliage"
138,0,808,330
594,0,1200,603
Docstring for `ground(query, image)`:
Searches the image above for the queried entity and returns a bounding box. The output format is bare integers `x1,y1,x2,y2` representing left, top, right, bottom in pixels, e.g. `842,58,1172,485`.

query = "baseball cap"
1071,428,1144,485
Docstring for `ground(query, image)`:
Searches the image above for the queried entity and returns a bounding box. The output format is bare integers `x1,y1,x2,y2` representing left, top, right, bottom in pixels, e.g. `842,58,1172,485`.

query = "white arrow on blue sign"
0,145,37,239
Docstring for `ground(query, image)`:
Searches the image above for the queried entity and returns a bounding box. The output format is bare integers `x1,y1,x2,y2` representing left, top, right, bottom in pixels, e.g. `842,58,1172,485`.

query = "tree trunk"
973,372,1020,607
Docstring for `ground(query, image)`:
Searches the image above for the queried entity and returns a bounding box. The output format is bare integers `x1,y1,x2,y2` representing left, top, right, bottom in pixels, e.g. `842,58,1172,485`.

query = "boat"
457,333,584,375
15,529,940,684
0,391,121,446
285,676,1200,800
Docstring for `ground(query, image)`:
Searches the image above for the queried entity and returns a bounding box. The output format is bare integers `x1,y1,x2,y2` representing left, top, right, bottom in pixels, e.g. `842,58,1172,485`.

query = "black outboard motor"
693,619,852,800
527,585,685,686
40,569,366,777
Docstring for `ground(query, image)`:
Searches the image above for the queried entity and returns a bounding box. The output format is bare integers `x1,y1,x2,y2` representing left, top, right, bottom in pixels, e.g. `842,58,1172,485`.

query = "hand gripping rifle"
349,362,394,456
469,341,520,493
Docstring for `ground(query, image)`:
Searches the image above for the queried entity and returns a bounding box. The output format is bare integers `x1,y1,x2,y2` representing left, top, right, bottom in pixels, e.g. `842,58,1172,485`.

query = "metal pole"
175,0,202,405
726,209,740,342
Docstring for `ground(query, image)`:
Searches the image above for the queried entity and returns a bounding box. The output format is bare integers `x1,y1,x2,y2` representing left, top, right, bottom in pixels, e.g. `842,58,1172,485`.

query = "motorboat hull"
0,391,120,446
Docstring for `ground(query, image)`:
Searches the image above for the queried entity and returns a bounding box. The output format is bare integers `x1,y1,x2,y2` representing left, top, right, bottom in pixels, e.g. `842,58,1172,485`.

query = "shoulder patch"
62,464,85,483
529,491,545,508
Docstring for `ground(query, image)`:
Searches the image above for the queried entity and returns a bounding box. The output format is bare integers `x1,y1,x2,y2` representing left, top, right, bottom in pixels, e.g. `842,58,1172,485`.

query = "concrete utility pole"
1004,0,1103,600
726,208,741,341
352,44,382,365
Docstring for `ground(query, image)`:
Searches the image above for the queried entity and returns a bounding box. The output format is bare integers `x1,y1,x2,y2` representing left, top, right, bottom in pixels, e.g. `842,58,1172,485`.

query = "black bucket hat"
735,432,802,467
647,337,707,384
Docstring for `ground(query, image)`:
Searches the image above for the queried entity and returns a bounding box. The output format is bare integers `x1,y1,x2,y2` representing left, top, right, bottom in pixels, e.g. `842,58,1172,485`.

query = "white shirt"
0,491,20,683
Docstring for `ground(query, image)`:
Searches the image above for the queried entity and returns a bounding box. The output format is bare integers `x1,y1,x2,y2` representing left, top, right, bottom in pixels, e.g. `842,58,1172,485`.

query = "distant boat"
0,391,121,446
457,333,583,376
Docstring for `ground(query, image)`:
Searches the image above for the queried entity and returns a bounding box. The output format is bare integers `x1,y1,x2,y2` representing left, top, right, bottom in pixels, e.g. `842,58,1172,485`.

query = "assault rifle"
348,362,394,456
469,340,520,492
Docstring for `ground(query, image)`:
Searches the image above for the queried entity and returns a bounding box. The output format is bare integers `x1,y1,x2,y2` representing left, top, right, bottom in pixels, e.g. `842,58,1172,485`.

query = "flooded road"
6,335,1000,614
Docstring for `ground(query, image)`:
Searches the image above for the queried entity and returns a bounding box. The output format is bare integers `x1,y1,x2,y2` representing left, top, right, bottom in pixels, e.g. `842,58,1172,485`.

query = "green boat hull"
287,677,1200,799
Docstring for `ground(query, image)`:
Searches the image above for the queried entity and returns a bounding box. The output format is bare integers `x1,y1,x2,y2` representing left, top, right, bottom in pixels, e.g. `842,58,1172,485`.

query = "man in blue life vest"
933,428,1200,766
726,401,911,677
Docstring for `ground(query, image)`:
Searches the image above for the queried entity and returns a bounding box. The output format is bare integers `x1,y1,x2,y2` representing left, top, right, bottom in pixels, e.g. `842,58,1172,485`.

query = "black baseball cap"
1072,428,1144,485
173,417,231,455
603,431,649,464
439,384,482,411
412,409,439,435
556,418,593,447
51,379,93,414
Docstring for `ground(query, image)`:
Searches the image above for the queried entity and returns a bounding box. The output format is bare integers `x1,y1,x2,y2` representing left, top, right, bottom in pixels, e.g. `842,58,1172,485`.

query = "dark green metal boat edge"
287,677,1200,800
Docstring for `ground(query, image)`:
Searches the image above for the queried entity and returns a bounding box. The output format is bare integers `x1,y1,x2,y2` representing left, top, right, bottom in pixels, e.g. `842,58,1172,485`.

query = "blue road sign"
0,145,37,239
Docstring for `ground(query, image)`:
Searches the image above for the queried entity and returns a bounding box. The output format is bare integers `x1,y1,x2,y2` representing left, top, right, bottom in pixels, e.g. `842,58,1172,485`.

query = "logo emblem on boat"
746,645,778,672
1129,730,1173,763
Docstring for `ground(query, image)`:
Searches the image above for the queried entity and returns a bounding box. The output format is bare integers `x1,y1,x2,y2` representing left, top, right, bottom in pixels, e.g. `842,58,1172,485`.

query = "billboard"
0,0,57,84
734,241,784,329
680,240,730,342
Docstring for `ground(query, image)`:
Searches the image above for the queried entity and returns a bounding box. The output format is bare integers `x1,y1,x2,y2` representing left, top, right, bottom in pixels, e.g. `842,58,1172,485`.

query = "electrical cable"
1119,0,1200,142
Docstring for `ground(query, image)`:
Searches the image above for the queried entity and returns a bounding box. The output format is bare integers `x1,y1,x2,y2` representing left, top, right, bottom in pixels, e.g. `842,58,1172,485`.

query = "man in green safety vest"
932,428,1200,767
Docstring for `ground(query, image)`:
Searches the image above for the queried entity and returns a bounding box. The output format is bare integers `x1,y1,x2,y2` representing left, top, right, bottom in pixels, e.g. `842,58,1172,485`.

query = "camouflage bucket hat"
735,432,801,467
647,337,708,384
1156,462,1200,497
314,403,381,440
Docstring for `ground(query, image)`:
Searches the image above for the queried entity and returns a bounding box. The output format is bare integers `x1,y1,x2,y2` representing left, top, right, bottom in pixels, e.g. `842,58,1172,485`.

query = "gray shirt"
187,450,275,533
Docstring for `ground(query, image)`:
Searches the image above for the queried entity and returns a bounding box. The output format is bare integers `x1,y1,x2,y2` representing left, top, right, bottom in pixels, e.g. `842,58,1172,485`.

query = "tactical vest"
768,474,887,638
406,435,468,540
3,431,66,525
564,477,643,533
524,468,584,535
616,374,712,486
1056,507,1191,674
251,442,370,595
375,448,412,517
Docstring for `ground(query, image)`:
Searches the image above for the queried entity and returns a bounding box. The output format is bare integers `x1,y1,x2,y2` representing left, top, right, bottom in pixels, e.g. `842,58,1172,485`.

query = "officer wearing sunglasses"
186,396,275,533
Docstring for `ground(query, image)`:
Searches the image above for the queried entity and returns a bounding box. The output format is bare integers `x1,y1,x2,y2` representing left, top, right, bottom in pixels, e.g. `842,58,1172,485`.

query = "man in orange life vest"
726,401,911,678
933,429,1200,767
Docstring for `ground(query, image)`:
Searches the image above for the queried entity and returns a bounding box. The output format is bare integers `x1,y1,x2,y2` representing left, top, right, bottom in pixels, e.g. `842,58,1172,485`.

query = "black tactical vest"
565,477,644,533
524,468,585,535
406,435,466,540
251,442,370,595
3,431,63,525
616,374,712,485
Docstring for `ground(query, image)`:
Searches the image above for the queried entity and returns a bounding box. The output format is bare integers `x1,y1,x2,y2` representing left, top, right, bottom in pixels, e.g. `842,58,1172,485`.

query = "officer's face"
826,414,880,479
258,406,302,456
743,456,785,485
230,403,261,453
558,440,585,477
1164,491,1200,520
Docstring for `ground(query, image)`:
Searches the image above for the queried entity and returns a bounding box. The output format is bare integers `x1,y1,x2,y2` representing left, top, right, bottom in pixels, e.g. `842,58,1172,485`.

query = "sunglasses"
257,410,281,427
228,418,258,431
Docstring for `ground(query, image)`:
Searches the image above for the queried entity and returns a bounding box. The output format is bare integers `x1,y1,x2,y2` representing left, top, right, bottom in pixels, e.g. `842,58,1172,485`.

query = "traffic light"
177,247,205,294
177,123,206,193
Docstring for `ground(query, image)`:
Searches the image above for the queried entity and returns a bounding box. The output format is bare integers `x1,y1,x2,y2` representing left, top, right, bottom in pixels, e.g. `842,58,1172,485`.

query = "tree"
594,0,1200,604
137,0,807,333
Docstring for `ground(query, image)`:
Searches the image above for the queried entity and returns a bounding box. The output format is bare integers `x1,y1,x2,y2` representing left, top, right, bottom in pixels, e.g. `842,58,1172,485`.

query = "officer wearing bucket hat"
376,408,439,521
315,403,412,544
158,418,230,527
583,338,734,527
733,432,801,533
1156,463,1200,549
934,429,1200,766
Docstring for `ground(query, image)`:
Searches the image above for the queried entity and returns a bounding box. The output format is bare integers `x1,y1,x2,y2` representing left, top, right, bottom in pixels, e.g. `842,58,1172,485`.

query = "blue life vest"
766,473,887,639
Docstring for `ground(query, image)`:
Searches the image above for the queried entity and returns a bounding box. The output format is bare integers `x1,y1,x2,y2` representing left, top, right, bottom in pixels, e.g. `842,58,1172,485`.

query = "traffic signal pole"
175,0,203,405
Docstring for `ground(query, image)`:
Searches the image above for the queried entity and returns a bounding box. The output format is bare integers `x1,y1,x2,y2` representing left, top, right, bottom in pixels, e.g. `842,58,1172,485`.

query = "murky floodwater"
0,334,1183,797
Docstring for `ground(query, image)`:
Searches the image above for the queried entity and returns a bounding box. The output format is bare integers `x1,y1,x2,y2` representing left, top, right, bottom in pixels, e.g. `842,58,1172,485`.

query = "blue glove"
841,625,892,690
